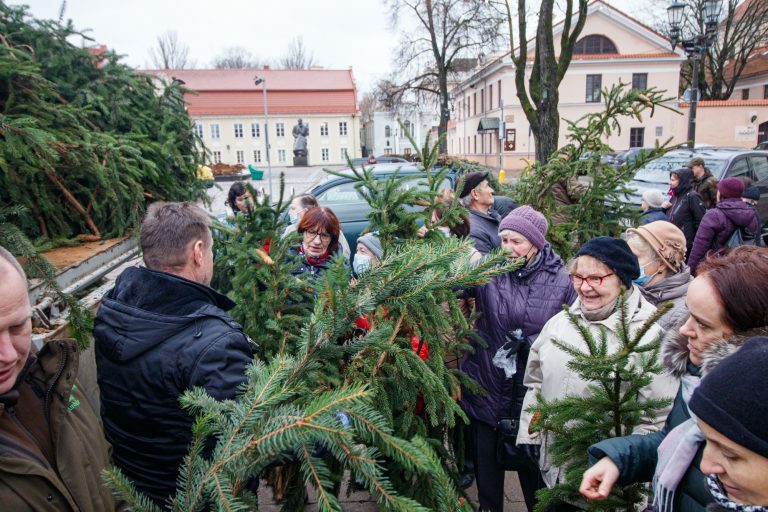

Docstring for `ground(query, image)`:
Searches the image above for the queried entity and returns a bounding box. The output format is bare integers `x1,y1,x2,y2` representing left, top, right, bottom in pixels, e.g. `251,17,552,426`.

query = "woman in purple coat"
460,206,577,512
688,178,759,274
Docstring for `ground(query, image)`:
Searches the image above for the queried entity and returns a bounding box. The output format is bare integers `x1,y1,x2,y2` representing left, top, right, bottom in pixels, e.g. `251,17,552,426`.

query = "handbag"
496,416,531,471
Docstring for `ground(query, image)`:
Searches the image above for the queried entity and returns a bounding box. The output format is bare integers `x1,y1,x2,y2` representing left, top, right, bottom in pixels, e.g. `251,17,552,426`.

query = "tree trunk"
533,0,560,164
438,74,449,153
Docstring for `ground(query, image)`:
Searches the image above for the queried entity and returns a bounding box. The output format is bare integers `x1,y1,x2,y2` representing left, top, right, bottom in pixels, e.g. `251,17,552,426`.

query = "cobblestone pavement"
203,165,343,216
256,473,527,511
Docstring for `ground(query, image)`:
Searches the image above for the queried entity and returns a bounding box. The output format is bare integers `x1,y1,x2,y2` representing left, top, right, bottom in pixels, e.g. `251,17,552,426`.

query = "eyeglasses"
570,273,614,288
302,230,331,243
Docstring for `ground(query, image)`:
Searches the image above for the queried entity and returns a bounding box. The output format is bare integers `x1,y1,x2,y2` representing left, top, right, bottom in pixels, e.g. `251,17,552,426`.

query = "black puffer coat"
667,169,706,257
94,267,255,506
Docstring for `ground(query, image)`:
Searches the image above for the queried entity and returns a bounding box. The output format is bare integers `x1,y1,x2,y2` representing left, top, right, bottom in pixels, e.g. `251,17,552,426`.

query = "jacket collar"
468,208,500,222
570,286,643,328
662,322,768,378
638,268,692,304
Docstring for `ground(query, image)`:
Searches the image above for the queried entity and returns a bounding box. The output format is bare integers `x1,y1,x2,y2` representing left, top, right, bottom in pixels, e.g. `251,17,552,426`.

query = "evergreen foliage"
105,136,517,509
529,293,673,511
515,83,682,260
0,3,206,243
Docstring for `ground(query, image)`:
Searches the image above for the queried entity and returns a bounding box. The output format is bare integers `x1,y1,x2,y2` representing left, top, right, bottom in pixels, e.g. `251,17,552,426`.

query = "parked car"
755,141,768,151
626,147,768,238
613,147,654,167
307,163,457,255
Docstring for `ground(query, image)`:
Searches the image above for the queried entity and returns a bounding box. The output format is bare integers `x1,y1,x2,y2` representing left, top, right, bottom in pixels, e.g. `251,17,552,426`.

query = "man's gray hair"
458,194,474,209
0,245,27,282
140,202,212,271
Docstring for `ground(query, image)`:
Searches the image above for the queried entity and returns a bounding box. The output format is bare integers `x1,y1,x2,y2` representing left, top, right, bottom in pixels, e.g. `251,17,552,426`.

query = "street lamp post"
666,0,723,149
254,76,273,198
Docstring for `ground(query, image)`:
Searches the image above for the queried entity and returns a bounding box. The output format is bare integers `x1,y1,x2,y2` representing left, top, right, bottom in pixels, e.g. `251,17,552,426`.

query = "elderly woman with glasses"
516,237,678,498
291,206,345,278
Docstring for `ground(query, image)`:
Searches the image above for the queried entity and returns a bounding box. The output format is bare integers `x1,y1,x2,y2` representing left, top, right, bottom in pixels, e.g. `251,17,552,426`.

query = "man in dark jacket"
94,202,255,506
0,246,118,511
688,157,718,210
457,171,501,254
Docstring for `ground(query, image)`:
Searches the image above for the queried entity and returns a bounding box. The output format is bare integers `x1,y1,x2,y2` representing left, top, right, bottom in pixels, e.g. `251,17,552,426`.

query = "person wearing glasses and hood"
516,237,678,499
667,168,706,259
290,206,345,279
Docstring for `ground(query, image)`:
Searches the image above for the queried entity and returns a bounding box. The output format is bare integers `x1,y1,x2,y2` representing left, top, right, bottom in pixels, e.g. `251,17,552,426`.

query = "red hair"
297,207,341,254
696,246,768,331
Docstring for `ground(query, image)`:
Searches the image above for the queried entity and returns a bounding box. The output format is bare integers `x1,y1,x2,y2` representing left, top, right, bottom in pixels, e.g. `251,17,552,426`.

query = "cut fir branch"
529,292,673,512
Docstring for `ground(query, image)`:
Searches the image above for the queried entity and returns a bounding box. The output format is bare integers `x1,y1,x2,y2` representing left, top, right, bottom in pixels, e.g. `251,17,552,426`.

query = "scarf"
706,474,768,512
298,244,330,266
653,373,703,512
582,295,620,322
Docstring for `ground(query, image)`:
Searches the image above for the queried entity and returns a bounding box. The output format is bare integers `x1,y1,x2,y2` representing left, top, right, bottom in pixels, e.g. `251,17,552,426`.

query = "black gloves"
502,330,526,358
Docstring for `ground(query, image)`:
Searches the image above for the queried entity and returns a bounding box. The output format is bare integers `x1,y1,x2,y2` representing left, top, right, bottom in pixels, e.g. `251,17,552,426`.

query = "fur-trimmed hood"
661,323,768,378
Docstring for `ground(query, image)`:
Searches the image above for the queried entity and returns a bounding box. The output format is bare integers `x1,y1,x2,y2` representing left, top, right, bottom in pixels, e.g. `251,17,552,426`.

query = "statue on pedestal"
292,119,309,158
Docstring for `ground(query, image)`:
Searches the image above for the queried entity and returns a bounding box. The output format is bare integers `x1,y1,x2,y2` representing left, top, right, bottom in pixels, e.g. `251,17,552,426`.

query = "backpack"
725,226,762,248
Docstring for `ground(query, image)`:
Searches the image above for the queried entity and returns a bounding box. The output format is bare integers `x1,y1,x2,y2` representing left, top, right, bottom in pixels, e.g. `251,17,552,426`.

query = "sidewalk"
257,473,527,511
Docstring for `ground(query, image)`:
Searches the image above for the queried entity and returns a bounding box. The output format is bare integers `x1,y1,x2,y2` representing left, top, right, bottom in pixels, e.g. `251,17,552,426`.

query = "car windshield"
633,155,726,183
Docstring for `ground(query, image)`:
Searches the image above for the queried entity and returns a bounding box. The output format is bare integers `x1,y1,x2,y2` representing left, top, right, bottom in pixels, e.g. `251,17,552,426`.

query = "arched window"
385,125,391,137
403,120,412,134
574,35,618,55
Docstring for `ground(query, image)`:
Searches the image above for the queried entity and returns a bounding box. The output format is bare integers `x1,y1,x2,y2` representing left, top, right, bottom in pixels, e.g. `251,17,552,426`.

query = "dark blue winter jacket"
460,245,577,427
640,208,668,225
93,266,255,506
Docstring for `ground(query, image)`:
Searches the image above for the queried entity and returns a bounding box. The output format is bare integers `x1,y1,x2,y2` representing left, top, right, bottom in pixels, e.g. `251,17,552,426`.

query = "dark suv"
626,148,768,236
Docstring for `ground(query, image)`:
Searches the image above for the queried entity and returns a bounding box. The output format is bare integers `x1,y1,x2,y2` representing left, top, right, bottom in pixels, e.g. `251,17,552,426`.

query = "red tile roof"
142,68,356,92
141,68,358,116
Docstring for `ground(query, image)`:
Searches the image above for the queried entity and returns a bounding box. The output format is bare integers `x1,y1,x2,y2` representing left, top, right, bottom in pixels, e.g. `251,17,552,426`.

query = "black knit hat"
576,236,639,288
457,171,489,198
689,337,768,458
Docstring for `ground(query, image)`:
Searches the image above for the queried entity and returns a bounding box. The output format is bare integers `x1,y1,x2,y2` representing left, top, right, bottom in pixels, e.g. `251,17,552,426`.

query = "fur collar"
661,323,768,378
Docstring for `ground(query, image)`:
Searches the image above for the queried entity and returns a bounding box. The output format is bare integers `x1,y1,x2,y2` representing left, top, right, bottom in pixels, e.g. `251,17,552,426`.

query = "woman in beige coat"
516,237,678,497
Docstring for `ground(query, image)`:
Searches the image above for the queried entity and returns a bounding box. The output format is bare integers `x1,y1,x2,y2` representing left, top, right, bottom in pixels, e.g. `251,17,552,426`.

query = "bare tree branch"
149,31,192,69
212,47,260,69
280,37,317,70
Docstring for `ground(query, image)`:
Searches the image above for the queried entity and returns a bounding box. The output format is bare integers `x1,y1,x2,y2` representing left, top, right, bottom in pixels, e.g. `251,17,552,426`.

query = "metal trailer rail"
29,237,141,347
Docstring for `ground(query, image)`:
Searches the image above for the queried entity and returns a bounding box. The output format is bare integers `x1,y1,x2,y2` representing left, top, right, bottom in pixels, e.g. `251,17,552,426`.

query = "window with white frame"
630,127,645,148
339,121,348,136
585,75,602,103
276,123,285,137
251,123,260,138
234,123,244,138
236,150,244,163
194,123,204,138
277,149,286,162
253,150,261,163
321,148,329,161
340,147,348,161
320,122,329,136
212,151,221,163
210,124,220,139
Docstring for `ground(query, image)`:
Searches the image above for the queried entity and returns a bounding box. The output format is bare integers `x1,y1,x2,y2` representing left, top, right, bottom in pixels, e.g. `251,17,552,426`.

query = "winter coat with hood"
687,198,760,274
667,169,706,257
460,244,577,428
0,339,118,511
587,326,768,512
638,266,693,331
516,287,679,488
468,208,501,254
93,266,255,506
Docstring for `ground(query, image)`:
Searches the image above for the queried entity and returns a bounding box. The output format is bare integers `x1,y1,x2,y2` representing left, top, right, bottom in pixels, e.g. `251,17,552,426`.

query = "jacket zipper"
43,343,68,424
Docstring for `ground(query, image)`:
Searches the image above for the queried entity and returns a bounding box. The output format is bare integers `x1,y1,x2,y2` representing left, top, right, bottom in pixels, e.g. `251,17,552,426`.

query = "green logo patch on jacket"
68,384,80,412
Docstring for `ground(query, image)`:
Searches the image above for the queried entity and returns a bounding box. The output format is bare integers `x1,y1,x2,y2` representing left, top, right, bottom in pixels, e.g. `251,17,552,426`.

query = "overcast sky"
15,0,662,97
